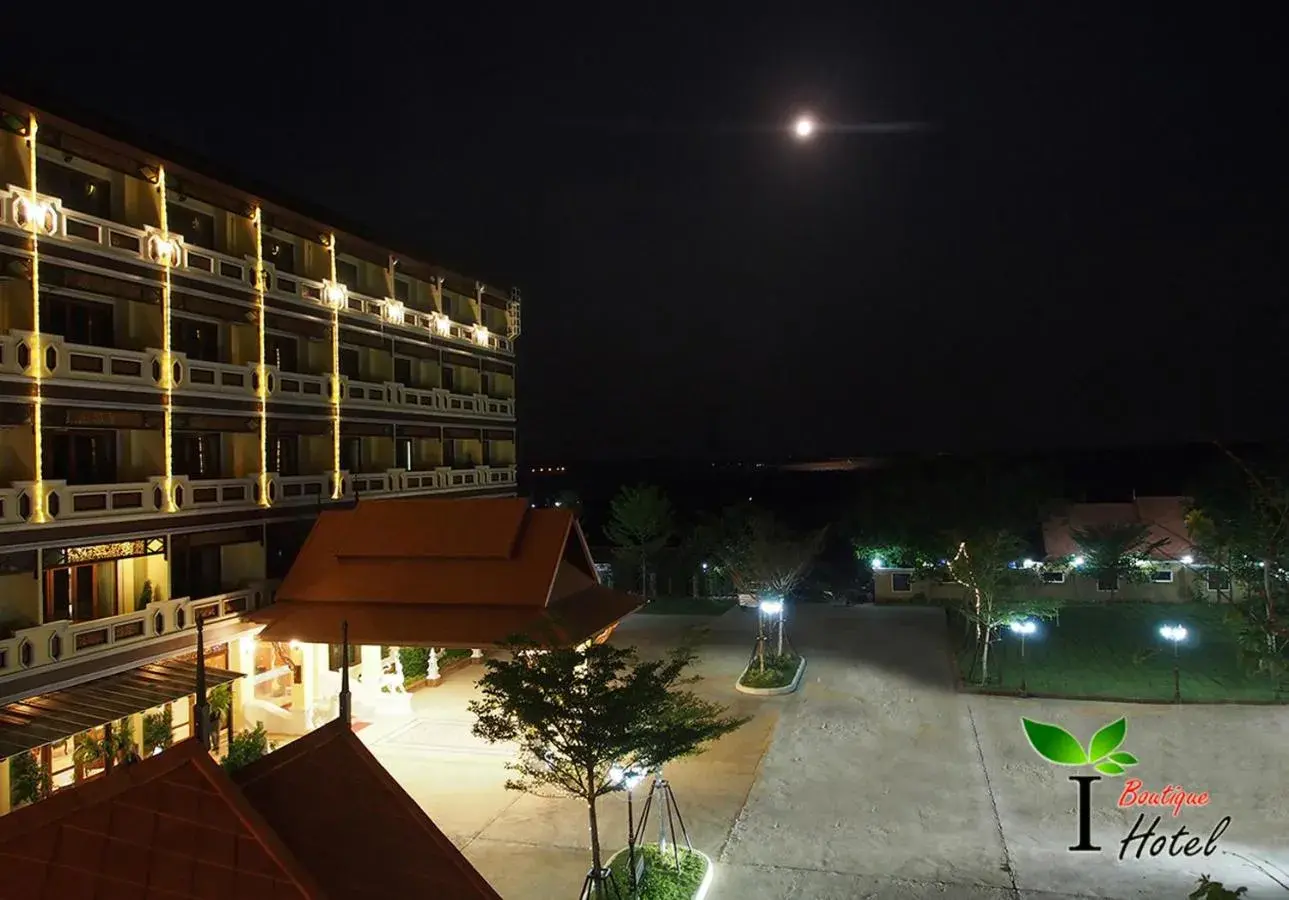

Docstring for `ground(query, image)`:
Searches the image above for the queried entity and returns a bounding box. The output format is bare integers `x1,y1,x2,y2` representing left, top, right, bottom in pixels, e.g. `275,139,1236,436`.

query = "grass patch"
608,843,707,900
739,652,801,689
951,601,1285,702
639,595,737,616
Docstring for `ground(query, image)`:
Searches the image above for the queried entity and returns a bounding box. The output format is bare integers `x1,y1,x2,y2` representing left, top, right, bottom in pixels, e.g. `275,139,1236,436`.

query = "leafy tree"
1069,522,1167,599
469,640,747,896
1187,454,1289,684
938,530,1060,684
605,484,676,597
9,750,50,808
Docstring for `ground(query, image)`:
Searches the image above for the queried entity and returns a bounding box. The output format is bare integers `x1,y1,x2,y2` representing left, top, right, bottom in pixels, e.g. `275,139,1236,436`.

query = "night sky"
7,6,1288,462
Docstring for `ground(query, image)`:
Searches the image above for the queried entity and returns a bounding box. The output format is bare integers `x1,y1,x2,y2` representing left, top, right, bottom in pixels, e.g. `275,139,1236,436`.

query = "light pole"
761,598,785,656
609,764,648,898
1008,619,1038,696
1159,624,1188,702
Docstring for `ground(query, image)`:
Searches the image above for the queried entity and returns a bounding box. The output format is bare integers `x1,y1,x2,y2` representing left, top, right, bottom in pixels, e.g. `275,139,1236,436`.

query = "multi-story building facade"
0,95,519,812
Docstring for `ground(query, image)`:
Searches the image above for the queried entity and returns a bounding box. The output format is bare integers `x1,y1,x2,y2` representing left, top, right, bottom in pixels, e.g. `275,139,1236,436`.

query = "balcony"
1,329,514,420
0,190,514,357
0,583,271,684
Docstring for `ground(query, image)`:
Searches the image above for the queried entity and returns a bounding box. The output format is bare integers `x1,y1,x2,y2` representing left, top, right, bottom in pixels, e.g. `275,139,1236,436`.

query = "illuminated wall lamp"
13,194,58,235
385,299,405,326
149,233,181,266
473,324,490,347
323,280,348,309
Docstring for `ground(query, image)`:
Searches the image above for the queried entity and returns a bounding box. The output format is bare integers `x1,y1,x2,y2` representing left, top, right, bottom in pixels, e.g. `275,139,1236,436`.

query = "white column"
231,635,257,733
360,644,382,687
470,648,484,662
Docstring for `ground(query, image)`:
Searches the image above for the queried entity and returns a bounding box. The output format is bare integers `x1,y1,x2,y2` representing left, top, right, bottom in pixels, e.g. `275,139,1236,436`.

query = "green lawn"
637,595,738,616
608,843,707,900
952,602,1285,703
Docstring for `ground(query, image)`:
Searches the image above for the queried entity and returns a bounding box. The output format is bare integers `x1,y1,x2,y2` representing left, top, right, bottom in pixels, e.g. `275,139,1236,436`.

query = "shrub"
399,647,430,681
740,653,801,689
222,723,274,774
9,751,50,808
143,708,173,754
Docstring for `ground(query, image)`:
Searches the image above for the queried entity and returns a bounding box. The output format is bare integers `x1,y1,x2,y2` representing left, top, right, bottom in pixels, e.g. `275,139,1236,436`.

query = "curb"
736,656,807,695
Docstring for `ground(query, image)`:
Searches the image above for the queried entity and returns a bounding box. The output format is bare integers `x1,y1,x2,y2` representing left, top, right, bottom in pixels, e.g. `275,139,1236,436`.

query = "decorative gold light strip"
327,234,342,499
26,114,46,523
156,168,177,512
66,540,148,565
252,206,270,507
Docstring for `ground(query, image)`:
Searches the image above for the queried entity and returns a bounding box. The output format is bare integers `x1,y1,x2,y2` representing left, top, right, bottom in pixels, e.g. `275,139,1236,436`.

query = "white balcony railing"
2,189,514,365
0,583,272,680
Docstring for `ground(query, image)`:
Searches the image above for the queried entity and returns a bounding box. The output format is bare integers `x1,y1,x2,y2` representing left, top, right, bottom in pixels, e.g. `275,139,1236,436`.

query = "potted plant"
9,751,50,808
208,684,233,751
138,579,154,607
143,708,173,755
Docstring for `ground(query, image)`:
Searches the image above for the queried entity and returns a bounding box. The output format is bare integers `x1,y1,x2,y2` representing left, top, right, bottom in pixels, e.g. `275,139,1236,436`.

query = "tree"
222,723,273,774
713,509,825,667
938,530,1061,684
1187,453,1289,684
469,640,747,895
605,484,675,598
1070,522,1167,600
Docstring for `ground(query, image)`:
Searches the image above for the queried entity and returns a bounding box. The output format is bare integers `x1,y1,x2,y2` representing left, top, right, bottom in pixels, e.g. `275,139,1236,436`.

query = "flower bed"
607,843,712,900
737,653,806,695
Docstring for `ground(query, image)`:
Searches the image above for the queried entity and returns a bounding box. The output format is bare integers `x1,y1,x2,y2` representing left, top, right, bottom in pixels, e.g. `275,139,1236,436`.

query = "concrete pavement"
361,605,1289,899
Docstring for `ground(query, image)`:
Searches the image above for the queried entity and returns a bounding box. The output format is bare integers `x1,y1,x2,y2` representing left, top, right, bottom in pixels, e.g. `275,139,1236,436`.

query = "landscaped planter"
736,655,807,695
605,843,714,900
404,653,476,691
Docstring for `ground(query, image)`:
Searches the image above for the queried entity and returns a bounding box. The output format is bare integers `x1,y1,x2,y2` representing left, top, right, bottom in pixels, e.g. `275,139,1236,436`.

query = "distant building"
873,497,1239,603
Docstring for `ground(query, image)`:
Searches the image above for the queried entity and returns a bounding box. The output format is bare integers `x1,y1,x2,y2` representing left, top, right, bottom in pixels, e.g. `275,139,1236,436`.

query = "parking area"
362,605,1289,899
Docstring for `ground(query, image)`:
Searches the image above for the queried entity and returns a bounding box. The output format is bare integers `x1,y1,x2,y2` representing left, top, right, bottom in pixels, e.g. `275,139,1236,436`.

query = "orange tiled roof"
254,584,643,648
1042,497,1195,560
233,720,503,899
275,498,575,607
256,497,643,647
0,740,322,900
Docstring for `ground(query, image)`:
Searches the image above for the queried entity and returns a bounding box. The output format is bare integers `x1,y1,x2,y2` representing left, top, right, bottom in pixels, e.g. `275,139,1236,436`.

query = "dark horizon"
8,5,1287,462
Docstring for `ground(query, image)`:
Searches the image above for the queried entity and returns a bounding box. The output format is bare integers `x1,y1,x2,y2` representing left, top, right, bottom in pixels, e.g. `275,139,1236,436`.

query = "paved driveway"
362,606,1289,899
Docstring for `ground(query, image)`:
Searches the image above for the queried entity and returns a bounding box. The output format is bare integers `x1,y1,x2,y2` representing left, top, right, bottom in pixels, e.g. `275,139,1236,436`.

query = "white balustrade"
184,476,259,510
275,370,339,404
0,583,272,678
183,359,260,397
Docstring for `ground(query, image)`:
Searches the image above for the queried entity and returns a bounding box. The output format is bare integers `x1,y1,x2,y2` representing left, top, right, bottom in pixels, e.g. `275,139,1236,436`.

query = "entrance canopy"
0,660,241,758
252,497,642,648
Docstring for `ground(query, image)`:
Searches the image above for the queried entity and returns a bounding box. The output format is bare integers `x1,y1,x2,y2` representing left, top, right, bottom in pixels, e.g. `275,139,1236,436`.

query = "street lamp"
760,597,785,656
793,114,817,139
1159,624,1188,702
1008,619,1038,696
609,764,648,898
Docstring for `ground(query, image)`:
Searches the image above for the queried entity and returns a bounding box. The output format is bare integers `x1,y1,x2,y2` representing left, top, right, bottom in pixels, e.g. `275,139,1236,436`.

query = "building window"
38,161,111,219
263,233,296,274
891,573,913,593
44,431,116,485
441,364,455,391
266,521,312,580
270,436,299,477
1150,569,1175,584
336,259,360,289
167,203,216,249
338,347,361,380
1097,573,1119,592
394,356,412,386
45,565,98,622
173,317,221,363
173,433,222,479
394,278,410,302
442,440,456,468
171,543,222,600
1206,569,1232,591
1041,571,1066,584
42,295,115,347
340,437,362,474
396,437,413,470
266,333,299,372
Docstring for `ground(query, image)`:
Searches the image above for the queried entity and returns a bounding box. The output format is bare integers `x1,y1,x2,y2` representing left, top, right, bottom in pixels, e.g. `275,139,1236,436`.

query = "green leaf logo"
1021,716,1140,777
1021,718,1089,765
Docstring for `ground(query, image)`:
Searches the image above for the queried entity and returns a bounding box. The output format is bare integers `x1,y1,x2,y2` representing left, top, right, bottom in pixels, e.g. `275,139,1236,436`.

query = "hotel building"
0,94,521,812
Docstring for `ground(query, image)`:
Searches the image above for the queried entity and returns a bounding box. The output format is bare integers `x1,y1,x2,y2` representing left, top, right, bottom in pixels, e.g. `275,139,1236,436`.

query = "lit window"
891,573,912,593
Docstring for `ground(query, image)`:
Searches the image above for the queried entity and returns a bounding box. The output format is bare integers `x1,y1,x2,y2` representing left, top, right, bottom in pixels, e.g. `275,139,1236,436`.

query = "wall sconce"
385,299,405,325
13,194,59,235
323,280,348,309
473,324,490,347
149,233,181,266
